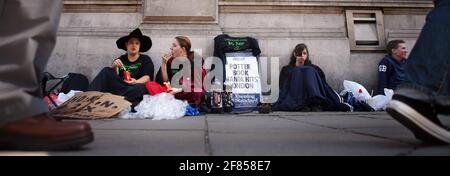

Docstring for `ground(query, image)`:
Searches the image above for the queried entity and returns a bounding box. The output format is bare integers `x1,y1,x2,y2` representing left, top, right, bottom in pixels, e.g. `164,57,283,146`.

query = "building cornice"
219,0,433,8
219,0,433,14
63,0,142,13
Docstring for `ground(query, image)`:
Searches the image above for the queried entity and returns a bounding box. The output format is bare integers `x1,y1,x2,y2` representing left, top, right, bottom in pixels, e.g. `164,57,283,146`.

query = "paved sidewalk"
1,112,449,156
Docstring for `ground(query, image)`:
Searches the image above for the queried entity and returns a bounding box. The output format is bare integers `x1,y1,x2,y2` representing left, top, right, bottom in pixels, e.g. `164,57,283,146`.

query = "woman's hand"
124,78,137,85
162,52,173,65
112,58,124,69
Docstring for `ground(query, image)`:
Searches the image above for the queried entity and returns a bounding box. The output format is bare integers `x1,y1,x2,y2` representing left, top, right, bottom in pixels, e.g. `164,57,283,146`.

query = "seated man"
88,28,154,109
377,40,408,95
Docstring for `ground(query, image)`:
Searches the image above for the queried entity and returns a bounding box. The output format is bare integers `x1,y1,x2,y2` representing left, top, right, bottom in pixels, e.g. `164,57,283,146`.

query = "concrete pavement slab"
206,114,416,155
49,129,207,156
1,112,448,156
89,116,206,130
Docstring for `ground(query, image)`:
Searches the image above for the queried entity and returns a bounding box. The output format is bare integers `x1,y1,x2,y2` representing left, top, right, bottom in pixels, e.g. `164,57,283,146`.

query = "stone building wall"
47,0,433,95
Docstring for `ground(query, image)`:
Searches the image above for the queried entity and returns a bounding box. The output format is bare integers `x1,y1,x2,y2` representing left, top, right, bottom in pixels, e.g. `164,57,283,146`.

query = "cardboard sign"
51,91,131,119
225,52,261,111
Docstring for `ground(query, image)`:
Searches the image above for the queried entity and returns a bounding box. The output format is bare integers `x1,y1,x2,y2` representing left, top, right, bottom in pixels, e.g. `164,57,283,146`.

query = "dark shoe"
259,103,272,114
0,113,94,150
386,94,450,144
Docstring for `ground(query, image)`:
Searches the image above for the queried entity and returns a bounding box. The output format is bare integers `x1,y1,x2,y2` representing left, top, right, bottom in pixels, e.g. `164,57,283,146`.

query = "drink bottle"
123,67,131,81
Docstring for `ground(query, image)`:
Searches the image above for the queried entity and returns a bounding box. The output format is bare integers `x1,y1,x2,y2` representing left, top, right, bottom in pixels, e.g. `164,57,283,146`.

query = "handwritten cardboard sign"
51,91,131,119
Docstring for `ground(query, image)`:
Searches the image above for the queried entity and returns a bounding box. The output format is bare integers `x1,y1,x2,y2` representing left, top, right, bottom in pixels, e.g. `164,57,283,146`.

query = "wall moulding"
387,29,422,39
63,0,142,13
222,27,346,39
139,24,223,36
219,0,433,8
56,27,136,37
219,0,433,14
142,0,218,24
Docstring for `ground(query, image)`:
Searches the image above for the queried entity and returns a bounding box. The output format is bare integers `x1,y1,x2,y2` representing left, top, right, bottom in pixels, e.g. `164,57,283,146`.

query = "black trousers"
88,67,147,107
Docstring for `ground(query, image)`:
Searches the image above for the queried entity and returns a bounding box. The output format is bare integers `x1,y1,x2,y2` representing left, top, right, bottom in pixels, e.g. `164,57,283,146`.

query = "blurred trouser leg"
396,1,450,111
0,1,93,150
0,0,62,126
386,1,450,144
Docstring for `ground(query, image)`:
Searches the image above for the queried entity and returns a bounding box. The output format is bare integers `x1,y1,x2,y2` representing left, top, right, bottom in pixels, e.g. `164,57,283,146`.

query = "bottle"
223,83,233,113
211,79,223,113
123,67,131,81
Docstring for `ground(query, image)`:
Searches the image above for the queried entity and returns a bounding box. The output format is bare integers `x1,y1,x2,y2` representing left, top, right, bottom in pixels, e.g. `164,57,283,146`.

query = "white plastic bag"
342,80,372,101
368,88,393,111
57,90,83,104
120,93,188,120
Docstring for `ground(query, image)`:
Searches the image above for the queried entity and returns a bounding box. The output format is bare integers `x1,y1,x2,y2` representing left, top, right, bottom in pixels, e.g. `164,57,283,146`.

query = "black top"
376,55,405,95
155,57,182,85
155,55,204,86
118,54,154,80
213,34,261,62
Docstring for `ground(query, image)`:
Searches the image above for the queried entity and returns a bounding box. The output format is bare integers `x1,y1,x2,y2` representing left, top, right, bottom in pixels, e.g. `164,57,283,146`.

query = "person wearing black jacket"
377,40,407,95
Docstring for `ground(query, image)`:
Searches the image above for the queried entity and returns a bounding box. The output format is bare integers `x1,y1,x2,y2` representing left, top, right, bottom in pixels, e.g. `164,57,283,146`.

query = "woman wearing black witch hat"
88,28,154,110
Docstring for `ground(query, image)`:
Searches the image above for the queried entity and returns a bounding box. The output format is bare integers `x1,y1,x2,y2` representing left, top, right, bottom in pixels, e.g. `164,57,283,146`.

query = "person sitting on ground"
155,36,205,107
377,40,408,95
88,28,154,110
272,44,350,112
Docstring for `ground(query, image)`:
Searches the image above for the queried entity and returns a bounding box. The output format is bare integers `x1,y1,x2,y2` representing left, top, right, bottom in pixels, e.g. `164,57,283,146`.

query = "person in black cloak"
272,44,350,112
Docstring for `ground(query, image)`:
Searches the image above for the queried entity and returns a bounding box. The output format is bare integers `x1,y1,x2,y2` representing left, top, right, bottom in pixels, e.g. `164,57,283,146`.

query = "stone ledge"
142,16,217,24
387,29,422,39
57,26,347,39
219,0,433,8
222,27,347,39
57,27,136,37
383,7,431,15
63,0,142,13
220,6,344,14
219,0,433,14
57,25,224,37
141,24,223,36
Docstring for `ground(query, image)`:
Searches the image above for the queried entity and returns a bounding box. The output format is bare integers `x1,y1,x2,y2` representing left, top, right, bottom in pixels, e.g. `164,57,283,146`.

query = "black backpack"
60,73,89,94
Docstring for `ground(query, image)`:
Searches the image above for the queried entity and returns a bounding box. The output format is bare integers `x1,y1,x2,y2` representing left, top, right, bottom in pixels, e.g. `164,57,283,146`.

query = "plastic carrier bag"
120,93,188,120
342,80,372,102
368,88,394,111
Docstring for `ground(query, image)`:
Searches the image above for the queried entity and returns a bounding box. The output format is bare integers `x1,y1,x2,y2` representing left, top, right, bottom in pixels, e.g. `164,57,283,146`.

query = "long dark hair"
288,43,312,66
